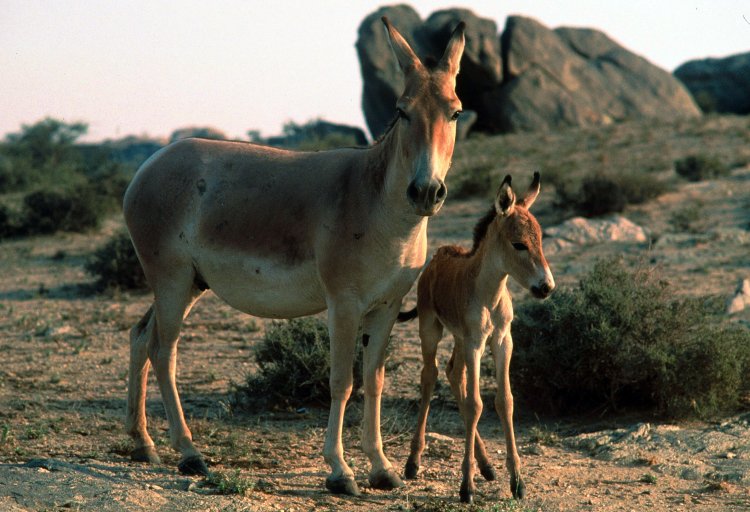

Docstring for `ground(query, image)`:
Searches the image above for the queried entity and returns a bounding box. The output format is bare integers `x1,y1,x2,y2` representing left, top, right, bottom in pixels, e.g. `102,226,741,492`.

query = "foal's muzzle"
531,281,554,299
407,179,447,216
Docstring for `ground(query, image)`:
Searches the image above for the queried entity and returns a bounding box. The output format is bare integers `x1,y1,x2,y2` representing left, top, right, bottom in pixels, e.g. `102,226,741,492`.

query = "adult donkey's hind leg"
126,304,160,464
126,260,207,475
150,275,207,475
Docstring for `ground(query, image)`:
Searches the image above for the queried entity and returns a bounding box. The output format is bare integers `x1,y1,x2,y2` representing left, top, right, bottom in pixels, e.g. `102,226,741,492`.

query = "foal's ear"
382,16,423,75
518,172,541,209
494,175,516,216
438,21,466,78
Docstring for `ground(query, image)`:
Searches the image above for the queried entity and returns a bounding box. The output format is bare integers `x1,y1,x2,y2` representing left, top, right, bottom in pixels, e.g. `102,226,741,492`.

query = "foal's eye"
396,108,409,121
451,110,462,121
512,242,528,251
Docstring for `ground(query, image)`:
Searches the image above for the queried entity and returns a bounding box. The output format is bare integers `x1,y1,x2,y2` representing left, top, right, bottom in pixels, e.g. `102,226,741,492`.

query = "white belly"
197,251,327,319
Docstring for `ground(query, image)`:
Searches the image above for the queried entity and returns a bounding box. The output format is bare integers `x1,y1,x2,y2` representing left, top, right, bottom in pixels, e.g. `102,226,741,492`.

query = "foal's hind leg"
404,315,443,480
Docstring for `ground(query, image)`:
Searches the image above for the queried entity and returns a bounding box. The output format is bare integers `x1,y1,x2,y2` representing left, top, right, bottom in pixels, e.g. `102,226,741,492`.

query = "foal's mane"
468,207,497,257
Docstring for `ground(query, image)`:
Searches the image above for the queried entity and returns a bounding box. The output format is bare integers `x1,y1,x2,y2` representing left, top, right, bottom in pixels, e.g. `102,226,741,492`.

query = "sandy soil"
0,163,748,511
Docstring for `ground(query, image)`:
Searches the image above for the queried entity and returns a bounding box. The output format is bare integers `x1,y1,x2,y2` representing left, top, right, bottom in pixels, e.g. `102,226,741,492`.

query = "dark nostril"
407,182,419,202
436,182,447,201
540,283,550,295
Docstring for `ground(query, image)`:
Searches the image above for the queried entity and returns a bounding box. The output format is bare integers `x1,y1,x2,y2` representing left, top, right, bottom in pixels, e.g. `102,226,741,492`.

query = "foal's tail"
397,307,418,322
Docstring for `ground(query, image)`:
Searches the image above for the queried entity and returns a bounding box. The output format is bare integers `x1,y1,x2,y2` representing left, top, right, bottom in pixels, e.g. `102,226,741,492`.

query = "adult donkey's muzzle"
407,179,447,216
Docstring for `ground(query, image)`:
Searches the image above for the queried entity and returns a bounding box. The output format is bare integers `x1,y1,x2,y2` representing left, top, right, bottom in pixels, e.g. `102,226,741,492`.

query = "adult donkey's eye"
396,108,410,121
451,110,462,121
512,242,528,251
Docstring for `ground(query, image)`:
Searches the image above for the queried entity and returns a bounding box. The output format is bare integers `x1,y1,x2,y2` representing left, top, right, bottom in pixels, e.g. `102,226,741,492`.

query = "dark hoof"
404,460,419,480
459,481,474,504
130,446,161,464
479,464,496,481
178,455,209,476
369,468,404,490
325,475,361,496
510,475,526,499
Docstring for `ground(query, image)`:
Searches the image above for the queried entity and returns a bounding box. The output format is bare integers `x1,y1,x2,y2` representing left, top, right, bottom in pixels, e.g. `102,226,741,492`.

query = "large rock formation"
674,52,750,114
356,5,501,139
357,7,701,137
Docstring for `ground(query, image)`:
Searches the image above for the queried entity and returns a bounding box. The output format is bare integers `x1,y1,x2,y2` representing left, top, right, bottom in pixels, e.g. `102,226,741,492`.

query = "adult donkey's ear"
382,16,423,75
518,172,541,209
494,175,516,217
438,21,466,78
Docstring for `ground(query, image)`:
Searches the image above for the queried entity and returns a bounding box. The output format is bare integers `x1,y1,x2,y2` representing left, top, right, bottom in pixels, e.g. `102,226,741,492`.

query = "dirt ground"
0,163,749,511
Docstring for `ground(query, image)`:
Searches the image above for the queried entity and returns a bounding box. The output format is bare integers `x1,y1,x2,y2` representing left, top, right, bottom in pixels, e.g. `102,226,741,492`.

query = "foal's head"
382,17,465,216
482,173,555,299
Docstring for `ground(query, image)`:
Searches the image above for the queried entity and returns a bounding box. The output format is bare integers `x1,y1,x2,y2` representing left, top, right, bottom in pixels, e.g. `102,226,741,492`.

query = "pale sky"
2,1,749,142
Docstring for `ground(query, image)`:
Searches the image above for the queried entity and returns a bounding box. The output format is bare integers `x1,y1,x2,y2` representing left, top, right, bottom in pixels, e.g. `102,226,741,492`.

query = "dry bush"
232,318,365,409
86,231,148,291
674,154,730,182
512,258,750,418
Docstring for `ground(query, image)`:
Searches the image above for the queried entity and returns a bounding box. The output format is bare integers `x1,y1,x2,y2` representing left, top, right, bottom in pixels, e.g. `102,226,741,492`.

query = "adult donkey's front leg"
361,303,404,490
323,302,362,496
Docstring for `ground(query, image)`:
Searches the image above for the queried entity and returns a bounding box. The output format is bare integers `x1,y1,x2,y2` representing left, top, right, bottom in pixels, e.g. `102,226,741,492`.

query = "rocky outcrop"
543,215,648,255
674,52,750,114
169,126,228,142
357,7,701,137
356,5,502,138
487,17,700,132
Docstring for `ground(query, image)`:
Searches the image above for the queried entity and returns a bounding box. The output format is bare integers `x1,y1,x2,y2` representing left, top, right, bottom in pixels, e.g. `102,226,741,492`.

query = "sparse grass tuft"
512,258,750,418
674,154,730,182
203,469,256,496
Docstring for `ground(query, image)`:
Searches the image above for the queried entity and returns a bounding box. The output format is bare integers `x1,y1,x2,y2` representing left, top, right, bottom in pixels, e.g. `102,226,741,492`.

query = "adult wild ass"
122,18,465,496
399,173,554,503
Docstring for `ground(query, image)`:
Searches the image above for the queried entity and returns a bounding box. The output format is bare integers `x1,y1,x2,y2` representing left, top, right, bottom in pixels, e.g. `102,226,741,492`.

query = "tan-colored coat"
402,173,554,503
122,17,465,496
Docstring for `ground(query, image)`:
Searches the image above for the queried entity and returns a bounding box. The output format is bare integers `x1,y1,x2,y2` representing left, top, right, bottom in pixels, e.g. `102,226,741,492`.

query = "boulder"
356,6,501,139
674,52,750,114
169,126,227,142
543,215,648,251
357,8,702,136
726,278,750,314
487,16,700,132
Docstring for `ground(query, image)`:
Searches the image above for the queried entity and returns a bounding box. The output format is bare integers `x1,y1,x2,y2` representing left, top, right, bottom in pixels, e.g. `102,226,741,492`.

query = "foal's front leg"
491,331,525,499
361,303,404,490
460,340,485,504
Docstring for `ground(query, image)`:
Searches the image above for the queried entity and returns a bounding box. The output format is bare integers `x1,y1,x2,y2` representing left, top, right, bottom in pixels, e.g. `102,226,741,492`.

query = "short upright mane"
469,207,497,256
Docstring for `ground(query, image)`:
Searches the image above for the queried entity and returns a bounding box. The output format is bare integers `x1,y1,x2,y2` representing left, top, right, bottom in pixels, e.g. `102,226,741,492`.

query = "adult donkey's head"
382,17,465,216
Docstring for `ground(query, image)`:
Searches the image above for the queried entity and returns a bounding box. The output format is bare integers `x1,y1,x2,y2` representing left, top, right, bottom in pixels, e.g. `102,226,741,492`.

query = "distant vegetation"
0,118,132,238
512,258,750,418
674,153,730,182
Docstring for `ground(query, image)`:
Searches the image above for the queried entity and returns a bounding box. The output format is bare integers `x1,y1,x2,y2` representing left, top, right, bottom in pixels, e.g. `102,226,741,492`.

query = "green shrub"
86,231,148,291
512,258,750,418
616,171,670,205
674,154,729,182
556,174,626,217
20,186,106,234
232,318,365,409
